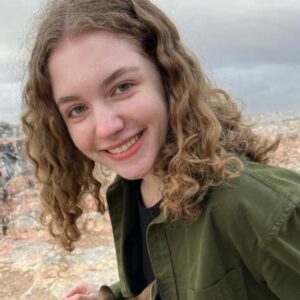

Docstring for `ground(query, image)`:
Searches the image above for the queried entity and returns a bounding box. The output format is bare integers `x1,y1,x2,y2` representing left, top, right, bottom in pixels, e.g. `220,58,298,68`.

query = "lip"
102,130,144,161
104,131,142,150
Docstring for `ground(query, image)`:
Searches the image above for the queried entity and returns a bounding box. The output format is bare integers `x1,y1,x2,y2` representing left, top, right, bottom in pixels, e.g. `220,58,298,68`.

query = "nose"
94,104,124,139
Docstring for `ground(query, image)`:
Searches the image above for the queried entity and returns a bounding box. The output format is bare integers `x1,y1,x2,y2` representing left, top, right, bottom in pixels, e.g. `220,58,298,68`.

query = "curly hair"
22,0,279,251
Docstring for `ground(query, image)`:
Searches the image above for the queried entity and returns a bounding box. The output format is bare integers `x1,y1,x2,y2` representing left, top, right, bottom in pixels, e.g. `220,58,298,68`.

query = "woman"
22,0,300,299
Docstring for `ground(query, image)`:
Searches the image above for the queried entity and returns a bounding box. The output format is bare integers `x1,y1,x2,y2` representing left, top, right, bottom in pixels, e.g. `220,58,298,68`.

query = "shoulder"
203,162,300,294
240,161,300,201
205,161,300,246
207,161,300,215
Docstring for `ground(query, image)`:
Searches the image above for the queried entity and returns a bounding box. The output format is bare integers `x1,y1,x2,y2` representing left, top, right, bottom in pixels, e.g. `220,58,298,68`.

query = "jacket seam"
258,201,299,279
242,169,299,246
242,169,299,204
241,170,299,279
164,229,179,299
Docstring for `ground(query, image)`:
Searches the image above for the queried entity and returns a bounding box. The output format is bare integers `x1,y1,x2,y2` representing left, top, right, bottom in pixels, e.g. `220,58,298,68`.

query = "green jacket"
106,161,300,299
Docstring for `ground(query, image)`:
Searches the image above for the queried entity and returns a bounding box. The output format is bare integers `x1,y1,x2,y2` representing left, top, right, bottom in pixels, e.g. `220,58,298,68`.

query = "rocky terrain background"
0,112,299,300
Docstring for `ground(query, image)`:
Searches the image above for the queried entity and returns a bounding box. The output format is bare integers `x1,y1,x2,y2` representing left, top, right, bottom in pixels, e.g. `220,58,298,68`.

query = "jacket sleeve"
259,204,300,300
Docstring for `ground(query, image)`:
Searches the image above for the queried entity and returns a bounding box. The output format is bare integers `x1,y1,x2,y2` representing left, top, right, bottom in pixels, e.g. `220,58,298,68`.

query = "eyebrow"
56,95,80,107
56,66,140,106
102,66,140,87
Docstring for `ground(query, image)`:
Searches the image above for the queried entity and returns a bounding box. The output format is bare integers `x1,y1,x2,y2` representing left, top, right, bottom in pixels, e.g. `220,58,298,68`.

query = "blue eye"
114,82,133,95
69,105,87,117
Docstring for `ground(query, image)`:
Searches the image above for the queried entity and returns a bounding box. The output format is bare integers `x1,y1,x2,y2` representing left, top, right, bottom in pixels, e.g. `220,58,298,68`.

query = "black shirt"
136,181,161,284
124,180,161,298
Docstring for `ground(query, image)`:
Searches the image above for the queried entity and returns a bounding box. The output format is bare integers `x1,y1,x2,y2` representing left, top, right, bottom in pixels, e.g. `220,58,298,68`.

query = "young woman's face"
48,31,168,180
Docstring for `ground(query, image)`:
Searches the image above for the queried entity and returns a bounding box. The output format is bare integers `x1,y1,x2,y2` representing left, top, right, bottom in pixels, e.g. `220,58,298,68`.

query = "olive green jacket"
105,161,300,299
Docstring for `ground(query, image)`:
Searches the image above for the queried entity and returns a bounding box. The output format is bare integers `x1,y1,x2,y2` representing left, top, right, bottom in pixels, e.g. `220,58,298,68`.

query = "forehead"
48,31,149,80
48,30,159,100
50,30,144,63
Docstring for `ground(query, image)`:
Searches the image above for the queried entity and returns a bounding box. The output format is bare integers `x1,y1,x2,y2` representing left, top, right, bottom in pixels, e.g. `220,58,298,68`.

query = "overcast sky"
0,0,299,123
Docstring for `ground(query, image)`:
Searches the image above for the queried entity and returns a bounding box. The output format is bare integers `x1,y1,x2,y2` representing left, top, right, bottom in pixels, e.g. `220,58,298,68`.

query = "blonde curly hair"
22,0,278,251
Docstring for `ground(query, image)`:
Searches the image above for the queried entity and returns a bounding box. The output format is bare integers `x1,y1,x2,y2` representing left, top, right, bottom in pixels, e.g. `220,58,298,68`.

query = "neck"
140,172,162,208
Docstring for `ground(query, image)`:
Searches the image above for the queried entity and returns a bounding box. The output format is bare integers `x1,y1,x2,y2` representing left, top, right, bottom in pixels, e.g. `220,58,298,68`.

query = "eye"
114,82,133,95
68,105,88,118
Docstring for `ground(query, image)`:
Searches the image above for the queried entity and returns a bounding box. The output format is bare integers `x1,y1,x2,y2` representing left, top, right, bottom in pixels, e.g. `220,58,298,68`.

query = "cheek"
68,125,92,152
151,98,168,128
134,92,167,120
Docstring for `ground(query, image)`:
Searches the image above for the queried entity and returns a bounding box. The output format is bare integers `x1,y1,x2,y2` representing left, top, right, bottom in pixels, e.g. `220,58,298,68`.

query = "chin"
117,165,152,181
119,170,145,180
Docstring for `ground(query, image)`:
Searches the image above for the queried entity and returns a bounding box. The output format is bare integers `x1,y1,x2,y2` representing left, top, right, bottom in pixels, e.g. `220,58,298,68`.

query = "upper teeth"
108,134,140,154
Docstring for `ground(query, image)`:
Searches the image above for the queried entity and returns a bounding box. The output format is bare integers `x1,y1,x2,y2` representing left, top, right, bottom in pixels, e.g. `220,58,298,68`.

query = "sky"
0,0,299,123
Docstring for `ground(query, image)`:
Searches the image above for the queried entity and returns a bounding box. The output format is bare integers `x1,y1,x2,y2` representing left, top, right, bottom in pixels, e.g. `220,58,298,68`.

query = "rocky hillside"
253,112,300,172
0,113,299,299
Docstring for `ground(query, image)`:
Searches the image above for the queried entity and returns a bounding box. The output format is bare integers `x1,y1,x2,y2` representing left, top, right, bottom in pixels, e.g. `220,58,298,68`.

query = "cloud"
152,0,300,115
157,0,300,68
0,0,42,82
213,64,300,114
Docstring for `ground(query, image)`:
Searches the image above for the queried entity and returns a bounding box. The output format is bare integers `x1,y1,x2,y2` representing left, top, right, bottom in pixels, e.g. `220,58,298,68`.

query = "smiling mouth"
106,132,142,154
